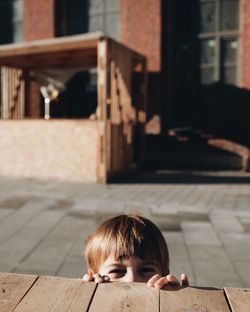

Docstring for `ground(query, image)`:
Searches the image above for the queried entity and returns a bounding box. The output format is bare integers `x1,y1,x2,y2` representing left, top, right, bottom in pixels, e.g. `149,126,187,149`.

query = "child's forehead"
101,255,160,268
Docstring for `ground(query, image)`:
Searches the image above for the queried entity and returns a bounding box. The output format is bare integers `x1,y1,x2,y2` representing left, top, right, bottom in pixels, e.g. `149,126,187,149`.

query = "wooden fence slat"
224,287,250,312
89,282,159,312
0,273,38,312
160,286,230,312
14,276,96,312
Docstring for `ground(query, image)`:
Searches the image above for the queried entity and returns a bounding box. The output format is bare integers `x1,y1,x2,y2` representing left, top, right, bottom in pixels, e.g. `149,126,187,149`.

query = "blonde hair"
85,214,169,275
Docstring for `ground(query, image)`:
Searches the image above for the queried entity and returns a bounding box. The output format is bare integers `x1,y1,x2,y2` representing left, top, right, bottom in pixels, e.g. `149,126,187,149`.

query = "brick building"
0,0,249,173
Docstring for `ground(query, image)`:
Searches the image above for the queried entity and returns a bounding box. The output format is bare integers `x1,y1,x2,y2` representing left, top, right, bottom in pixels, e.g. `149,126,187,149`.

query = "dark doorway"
163,0,241,134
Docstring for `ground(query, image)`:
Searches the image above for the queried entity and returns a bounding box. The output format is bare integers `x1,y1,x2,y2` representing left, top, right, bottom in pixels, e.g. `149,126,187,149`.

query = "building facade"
0,0,249,142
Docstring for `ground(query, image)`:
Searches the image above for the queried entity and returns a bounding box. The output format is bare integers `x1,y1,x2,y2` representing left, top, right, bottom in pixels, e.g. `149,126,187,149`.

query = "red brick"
120,0,162,72
23,0,55,41
242,0,250,89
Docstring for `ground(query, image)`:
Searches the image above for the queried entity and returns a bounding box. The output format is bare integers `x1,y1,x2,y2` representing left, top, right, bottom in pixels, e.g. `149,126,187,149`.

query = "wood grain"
224,287,250,312
14,276,96,312
160,286,230,312
89,282,159,312
0,273,38,312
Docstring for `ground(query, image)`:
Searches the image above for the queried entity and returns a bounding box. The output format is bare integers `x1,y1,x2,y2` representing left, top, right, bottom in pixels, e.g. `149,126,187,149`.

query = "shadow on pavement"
111,170,250,184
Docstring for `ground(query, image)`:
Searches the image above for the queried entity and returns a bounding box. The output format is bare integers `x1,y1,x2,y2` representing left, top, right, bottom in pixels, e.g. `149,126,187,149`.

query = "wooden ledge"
0,272,249,311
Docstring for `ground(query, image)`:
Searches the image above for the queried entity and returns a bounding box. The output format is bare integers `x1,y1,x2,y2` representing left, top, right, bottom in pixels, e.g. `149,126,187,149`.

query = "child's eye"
108,269,125,277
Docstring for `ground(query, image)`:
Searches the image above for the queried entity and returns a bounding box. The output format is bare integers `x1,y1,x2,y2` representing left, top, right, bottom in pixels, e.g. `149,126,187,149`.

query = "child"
83,214,188,289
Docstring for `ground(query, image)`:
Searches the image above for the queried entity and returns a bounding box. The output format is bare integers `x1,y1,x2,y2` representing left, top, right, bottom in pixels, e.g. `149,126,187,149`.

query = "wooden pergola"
0,33,147,183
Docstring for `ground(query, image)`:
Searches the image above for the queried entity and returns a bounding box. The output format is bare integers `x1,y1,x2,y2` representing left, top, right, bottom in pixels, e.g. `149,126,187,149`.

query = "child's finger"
147,274,161,287
102,275,110,282
166,275,180,285
181,273,189,286
93,273,104,283
154,276,170,289
83,274,94,281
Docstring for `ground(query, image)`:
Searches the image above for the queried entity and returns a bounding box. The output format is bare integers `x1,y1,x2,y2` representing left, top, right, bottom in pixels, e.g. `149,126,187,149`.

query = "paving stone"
181,222,221,246
150,203,180,215
15,254,64,276
0,251,25,272
0,196,33,209
219,233,250,261
0,175,250,288
239,217,250,232
0,208,14,221
233,261,250,287
163,232,189,260
0,210,66,255
210,215,244,233
188,246,243,288
56,256,85,278
150,215,181,232
169,260,195,286
0,199,55,245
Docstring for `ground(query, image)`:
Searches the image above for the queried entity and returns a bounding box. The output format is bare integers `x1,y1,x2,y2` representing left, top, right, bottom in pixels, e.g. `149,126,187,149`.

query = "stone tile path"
0,172,249,288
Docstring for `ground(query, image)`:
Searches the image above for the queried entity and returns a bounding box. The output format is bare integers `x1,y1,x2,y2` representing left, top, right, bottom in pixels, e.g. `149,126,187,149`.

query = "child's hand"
83,272,110,283
147,273,189,289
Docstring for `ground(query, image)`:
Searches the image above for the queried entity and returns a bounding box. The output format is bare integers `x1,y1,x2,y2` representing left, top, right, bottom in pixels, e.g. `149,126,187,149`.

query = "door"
168,0,240,132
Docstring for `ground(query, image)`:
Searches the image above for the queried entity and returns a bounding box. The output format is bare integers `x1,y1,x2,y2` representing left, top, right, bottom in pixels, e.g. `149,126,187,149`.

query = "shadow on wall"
51,71,98,118
198,82,250,144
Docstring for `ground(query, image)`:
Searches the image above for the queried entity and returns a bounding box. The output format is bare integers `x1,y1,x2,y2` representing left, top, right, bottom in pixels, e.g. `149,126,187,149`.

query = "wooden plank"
224,287,250,312
89,282,158,312
0,33,101,58
160,286,230,312
14,276,97,312
0,49,98,69
0,273,38,312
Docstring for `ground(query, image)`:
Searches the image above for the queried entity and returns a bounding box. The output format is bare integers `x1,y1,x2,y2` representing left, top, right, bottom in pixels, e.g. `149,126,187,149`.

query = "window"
66,0,120,40
0,0,23,44
199,0,240,85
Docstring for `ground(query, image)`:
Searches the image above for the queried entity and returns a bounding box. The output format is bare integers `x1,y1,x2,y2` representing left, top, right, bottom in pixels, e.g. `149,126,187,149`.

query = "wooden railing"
0,272,249,311
0,67,25,119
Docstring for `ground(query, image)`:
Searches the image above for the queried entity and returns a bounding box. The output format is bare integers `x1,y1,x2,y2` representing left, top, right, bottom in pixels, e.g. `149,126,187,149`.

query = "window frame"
198,0,240,85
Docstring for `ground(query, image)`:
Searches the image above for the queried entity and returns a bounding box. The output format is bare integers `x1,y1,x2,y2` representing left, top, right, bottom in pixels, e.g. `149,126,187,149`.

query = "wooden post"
97,38,110,183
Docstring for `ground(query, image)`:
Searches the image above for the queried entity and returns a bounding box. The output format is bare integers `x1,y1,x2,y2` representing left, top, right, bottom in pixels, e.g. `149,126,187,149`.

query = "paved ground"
0,171,250,288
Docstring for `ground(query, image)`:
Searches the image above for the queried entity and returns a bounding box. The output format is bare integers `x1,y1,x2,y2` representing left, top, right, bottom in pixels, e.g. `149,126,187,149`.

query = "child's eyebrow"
104,263,125,269
140,261,159,267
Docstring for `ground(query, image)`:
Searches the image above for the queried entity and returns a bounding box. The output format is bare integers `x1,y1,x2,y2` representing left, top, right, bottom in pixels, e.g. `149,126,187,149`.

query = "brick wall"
241,0,250,89
120,0,163,120
23,0,55,40
120,0,162,72
238,0,250,136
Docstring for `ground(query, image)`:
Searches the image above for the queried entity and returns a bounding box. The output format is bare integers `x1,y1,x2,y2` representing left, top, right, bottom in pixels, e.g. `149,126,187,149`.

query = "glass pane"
0,25,13,44
222,67,236,84
13,21,23,42
0,2,12,20
68,19,88,34
89,0,103,14
200,39,216,64
201,68,214,84
199,1,216,33
89,14,103,32
13,0,23,22
105,13,120,40
105,0,119,11
68,0,88,15
222,38,238,64
221,0,239,31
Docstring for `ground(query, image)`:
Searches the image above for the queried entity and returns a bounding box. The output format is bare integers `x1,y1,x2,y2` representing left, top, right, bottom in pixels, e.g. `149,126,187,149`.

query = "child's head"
85,214,169,276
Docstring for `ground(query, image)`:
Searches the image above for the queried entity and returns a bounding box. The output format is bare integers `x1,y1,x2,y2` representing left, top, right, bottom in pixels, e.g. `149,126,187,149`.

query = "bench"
1,272,249,311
